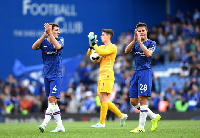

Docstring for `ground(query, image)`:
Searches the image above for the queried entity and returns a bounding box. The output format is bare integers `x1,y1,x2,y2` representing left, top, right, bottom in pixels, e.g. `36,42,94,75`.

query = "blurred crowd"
0,9,200,115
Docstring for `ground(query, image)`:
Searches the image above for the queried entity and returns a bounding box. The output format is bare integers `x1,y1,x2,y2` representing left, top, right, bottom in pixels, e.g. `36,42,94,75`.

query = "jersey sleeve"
58,37,64,48
93,44,117,56
39,40,44,50
148,41,156,52
131,41,137,52
87,48,94,57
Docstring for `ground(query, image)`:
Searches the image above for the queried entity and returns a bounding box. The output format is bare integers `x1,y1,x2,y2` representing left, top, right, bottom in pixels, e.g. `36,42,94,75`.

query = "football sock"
42,103,55,127
139,105,148,129
134,103,140,110
134,103,156,119
107,101,122,118
147,108,156,120
100,101,108,125
48,103,55,114
53,104,63,127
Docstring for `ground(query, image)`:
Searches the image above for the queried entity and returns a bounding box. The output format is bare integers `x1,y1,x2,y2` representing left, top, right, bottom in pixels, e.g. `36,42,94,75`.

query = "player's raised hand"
137,31,142,43
88,32,98,46
44,23,52,35
89,39,93,48
42,23,49,37
134,29,138,41
88,32,94,38
43,30,48,37
44,23,49,30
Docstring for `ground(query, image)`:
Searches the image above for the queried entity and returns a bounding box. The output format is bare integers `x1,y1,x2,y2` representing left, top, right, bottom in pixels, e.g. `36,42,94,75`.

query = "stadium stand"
0,8,200,115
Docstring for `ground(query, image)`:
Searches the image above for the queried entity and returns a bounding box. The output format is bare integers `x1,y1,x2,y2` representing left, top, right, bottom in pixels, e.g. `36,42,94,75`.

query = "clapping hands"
44,23,52,36
134,29,141,43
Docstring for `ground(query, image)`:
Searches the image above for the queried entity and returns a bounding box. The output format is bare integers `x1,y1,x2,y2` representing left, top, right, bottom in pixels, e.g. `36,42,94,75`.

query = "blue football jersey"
132,39,156,70
40,37,64,78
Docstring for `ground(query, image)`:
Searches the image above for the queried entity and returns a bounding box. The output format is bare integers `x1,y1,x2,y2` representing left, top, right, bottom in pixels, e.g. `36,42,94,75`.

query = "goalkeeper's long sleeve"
87,48,93,57
93,44,116,56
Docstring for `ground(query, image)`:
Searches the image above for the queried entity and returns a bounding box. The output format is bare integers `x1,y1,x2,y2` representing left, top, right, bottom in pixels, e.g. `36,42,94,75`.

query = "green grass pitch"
0,120,200,138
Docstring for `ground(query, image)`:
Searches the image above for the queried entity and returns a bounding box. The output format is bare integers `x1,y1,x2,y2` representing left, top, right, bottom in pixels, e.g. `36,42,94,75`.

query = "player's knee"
138,96,148,105
99,92,108,103
130,100,137,106
48,96,56,103
99,98,106,103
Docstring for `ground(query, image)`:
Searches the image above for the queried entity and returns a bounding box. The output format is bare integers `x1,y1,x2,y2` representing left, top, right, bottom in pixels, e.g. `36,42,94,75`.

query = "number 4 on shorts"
53,85,57,91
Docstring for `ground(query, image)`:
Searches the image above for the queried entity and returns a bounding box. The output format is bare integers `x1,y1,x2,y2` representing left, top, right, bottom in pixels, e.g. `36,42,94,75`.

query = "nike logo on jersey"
44,46,47,47
149,46,156,52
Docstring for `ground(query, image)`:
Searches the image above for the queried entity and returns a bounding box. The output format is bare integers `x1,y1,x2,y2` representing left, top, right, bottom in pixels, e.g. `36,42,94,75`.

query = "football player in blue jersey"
125,22,161,133
32,23,65,133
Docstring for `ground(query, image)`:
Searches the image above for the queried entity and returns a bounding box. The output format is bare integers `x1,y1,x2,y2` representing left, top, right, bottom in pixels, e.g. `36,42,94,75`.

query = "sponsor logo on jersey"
47,50,57,54
135,51,145,56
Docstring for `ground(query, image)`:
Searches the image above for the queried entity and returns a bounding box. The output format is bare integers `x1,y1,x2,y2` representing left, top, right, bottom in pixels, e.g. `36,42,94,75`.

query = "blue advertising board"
12,56,82,92
0,0,136,81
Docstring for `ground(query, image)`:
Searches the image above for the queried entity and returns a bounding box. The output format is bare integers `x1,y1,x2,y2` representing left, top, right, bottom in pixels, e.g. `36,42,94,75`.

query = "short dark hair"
49,22,59,30
136,22,148,30
102,29,114,40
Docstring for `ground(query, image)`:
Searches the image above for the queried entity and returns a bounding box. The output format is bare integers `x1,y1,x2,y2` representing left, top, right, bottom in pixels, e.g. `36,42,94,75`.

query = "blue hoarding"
0,0,170,81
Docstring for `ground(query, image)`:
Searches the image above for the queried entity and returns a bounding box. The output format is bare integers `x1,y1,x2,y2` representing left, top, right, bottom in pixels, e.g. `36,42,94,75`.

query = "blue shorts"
129,69,152,98
44,77,63,99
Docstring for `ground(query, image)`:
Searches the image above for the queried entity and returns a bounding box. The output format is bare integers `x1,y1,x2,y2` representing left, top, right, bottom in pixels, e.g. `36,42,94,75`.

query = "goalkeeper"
87,29,128,128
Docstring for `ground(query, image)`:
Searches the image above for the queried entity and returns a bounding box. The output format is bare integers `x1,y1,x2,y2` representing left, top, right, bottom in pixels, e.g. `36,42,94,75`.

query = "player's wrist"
48,33,53,36
42,33,47,39
92,42,96,46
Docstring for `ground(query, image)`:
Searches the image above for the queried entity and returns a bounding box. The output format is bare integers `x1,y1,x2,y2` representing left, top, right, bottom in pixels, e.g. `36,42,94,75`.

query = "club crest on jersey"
60,38,64,44
102,83,104,89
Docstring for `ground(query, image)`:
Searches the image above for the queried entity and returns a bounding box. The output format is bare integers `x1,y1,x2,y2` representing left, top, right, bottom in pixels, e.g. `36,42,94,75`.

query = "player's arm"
139,42,153,57
48,34,63,50
87,35,95,57
136,31,154,57
87,48,94,57
125,29,137,54
93,44,116,56
32,32,47,50
45,24,62,50
125,40,136,54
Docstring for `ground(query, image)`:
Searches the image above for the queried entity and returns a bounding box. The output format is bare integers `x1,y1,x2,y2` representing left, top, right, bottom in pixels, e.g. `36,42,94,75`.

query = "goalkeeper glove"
89,40,93,50
88,32,98,46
